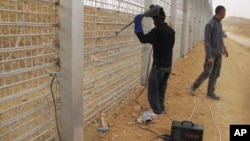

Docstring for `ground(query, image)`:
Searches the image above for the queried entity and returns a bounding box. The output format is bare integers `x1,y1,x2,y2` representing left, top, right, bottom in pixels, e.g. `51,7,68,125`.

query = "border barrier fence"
0,0,212,140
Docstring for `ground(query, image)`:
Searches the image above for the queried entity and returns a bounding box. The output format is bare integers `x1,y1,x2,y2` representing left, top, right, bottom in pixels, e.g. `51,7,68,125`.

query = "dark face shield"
144,5,162,18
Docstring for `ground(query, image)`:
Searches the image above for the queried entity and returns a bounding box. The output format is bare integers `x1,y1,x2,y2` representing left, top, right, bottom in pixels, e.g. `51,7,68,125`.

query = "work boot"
207,93,220,100
190,85,196,96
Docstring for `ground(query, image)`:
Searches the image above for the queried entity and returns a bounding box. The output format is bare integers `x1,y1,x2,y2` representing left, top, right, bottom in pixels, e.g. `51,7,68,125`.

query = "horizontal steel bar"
83,55,141,84
84,42,140,55
0,62,56,78
0,9,57,15
0,83,50,104
119,0,144,8
83,20,134,26
43,132,58,141
0,22,57,26
84,66,141,109
0,52,57,63
83,59,141,95
84,40,138,49
83,47,142,70
0,44,56,53
84,1,143,12
83,51,141,71
32,0,57,3
31,126,57,141
83,46,142,64
0,89,52,114
84,77,139,125
23,0,57,4
0,100,54,128
0,33,57,37
15,119,55,141
84,33,135,39
0,73,50,89
83,79,138,127
83,13,133,22
0,107,54,138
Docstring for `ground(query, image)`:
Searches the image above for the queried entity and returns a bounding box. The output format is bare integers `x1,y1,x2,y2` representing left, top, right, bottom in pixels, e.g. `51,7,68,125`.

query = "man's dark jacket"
136,23,175,68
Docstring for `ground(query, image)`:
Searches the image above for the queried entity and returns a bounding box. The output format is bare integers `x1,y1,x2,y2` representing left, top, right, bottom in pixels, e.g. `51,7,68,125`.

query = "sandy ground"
84,37,250,141
226,32,250,48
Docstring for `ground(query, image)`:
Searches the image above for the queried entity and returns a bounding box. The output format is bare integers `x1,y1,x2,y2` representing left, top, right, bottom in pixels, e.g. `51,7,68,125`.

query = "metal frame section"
189,0,197,51
173,0,184,62
0,0,59,141
84,0,144,14
181,0,192,56
82,0,144,127
58,0,84,141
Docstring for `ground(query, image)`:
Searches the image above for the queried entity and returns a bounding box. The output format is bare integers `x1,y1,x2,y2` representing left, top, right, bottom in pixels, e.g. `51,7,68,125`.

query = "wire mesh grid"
0,0,59,140
82,1,144,126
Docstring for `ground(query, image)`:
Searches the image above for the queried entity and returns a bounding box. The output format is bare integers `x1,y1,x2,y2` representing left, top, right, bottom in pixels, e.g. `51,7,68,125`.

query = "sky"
212,0,250,19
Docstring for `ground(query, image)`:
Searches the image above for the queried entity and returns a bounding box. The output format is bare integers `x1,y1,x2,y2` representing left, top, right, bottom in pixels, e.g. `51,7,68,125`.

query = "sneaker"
150,112,163,117
207,93,220,100
190,85,196,96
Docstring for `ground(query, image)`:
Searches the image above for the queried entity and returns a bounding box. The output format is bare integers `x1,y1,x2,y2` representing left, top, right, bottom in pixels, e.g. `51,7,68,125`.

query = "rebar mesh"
82,1,144,126
0,0,213,140
0,0,59,140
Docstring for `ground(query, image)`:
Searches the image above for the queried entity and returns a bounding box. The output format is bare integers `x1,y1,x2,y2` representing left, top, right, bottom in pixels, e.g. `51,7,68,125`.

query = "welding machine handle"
181,121,194,127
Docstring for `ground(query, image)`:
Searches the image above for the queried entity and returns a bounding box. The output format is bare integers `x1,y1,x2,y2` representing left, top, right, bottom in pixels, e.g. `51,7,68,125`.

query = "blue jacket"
204,16,225,58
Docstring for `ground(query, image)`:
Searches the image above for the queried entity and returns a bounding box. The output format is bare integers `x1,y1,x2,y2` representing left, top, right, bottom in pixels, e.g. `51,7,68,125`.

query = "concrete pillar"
58,0,84,140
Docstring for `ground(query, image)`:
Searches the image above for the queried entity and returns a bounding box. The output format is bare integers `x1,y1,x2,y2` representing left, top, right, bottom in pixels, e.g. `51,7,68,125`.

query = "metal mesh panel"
0,0,214,140
0,0,59,140
174,0,184,60
82,0,144,126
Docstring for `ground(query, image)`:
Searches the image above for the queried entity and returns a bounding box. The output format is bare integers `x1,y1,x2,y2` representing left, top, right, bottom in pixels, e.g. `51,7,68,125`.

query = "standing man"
134,5,175,115
190,6,229,100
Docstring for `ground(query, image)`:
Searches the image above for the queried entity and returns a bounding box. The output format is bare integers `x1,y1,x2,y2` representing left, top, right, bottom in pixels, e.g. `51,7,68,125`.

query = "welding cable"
136,124,159,136
135,48,153,104
187,95,197,121
204,94,222,141
136,123,172,141
150,134,171,141
50,76,62,141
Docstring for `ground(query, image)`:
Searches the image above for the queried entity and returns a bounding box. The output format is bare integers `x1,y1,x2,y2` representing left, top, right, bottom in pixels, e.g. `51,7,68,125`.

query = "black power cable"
50,76,62,141
135,48,153,104
136,124,159,136
150,134,171,141
136,124,171,141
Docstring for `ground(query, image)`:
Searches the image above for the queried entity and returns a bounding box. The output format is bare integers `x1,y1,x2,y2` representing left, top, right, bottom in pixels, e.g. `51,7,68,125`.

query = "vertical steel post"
180,0,188,57
58,0,84,140
170,0,177,62
189,0,196,51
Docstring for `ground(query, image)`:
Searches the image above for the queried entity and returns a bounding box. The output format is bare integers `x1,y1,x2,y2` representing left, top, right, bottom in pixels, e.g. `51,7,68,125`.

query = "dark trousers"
193,55,222,94
148,66,171,114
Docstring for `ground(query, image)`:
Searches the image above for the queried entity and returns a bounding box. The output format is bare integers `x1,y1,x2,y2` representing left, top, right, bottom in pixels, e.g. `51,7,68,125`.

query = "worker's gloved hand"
134,14,143,34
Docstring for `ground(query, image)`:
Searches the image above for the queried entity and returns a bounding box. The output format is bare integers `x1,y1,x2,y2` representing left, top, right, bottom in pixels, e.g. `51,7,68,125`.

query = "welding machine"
170,120,203,141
